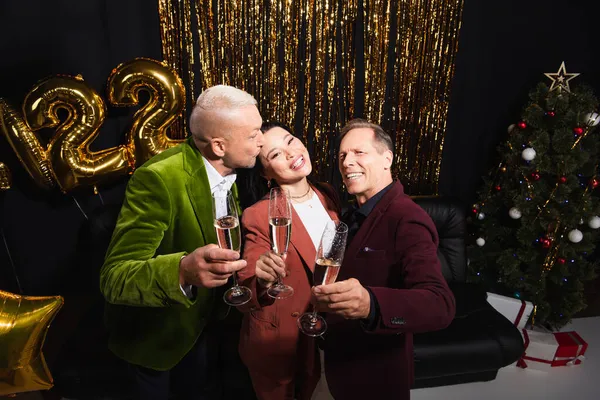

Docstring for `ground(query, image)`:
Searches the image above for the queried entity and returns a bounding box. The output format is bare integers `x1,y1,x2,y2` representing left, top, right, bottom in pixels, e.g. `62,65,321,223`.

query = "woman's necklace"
290,185,314,207
290,185,311,199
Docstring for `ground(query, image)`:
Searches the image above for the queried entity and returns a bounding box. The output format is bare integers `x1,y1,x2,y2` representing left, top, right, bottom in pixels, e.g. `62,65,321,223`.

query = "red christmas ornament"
592,178,600,189
518,121,527,129
547,111,555,117
494,185,502,192
574,127,584,136
541,237,552,249
472,208,479,214
557,257,566,264
558,176,567,184
531,171,541,181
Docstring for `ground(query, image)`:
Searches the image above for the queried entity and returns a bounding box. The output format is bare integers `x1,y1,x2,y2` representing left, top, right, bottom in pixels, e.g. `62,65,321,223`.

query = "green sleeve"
100,167,194,308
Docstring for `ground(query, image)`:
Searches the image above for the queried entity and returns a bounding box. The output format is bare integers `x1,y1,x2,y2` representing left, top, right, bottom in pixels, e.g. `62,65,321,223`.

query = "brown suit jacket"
238,183,340,398
324,181,456,399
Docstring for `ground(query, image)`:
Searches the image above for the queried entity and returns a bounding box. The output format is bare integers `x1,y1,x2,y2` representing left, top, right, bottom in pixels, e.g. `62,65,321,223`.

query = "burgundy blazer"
323,181,456,399
237,184,340,398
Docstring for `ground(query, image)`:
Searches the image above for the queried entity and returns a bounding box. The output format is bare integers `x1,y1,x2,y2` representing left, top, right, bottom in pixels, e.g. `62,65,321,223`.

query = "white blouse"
292,191,333,250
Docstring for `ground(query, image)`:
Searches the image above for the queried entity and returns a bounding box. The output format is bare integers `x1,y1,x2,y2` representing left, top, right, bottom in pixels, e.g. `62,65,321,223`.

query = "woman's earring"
267,179,271,189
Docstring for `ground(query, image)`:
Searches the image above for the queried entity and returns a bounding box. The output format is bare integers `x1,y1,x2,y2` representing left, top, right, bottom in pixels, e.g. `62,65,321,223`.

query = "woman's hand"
255,251,287,288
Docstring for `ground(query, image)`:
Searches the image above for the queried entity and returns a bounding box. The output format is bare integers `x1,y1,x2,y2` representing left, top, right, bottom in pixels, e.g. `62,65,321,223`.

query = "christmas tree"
468,63,600,329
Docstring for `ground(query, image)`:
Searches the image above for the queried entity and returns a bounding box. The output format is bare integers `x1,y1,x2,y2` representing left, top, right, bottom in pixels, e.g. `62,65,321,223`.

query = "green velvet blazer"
100,137,236,370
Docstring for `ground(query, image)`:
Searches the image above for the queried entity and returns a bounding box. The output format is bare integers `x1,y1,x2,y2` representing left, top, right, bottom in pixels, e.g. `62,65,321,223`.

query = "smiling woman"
260,126,312,188
236,121,341,400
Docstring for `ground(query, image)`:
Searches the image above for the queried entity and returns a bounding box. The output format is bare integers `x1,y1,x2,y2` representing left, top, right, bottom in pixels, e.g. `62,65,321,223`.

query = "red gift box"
517,329,587,369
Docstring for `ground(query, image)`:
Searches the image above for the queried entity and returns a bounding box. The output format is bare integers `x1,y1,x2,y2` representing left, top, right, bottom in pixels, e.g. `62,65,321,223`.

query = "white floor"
412,316,599,400
312,316,600,400
12,317,599,400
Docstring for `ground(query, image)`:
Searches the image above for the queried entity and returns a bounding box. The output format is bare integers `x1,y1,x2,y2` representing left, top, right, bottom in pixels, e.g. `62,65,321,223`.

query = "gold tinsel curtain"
158,0,464,194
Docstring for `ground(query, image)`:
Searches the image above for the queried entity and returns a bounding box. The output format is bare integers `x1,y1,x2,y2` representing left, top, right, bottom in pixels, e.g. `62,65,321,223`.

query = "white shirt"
180,156,237,297
292,192,333,250
202,155,237,194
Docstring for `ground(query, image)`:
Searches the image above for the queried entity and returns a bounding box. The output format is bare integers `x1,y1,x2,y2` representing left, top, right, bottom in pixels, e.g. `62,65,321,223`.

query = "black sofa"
411,196,525,388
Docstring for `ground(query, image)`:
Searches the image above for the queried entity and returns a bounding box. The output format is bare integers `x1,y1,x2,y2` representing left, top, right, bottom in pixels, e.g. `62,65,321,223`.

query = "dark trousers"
130,317,256,400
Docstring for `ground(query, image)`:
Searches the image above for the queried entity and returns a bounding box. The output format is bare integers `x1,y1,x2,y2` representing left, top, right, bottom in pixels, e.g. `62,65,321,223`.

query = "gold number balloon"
22,75,135,192
107,57,185,166
0,290,63,396
0,99,55,189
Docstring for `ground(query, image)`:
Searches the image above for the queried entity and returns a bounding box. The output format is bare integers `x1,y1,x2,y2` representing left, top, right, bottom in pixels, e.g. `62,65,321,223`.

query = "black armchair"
411,196,524,388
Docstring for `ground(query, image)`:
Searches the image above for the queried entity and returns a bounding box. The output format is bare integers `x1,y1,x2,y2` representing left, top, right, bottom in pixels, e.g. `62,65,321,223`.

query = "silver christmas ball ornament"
521,147,536,161
509,207,522,219
568,229,583,243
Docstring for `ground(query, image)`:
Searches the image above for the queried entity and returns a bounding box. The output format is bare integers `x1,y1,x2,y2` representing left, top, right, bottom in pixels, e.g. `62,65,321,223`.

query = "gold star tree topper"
544,61,580,93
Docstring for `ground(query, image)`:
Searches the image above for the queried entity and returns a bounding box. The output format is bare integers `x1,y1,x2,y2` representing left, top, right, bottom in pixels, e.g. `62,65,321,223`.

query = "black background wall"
0,0,161,294
1,0,599,297
440,0,600,206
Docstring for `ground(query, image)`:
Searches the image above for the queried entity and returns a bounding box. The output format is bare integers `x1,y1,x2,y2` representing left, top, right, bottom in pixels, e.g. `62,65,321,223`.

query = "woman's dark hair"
237,121,297,209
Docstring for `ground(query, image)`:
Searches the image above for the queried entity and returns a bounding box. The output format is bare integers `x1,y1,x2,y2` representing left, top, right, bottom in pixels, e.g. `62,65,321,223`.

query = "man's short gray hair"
339,118,394,154
194,85,257,110
189,85,257,139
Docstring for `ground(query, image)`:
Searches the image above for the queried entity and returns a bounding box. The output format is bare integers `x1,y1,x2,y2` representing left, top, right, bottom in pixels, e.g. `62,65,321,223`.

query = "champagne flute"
212,190,252,306
267,187,294,299
297,220,348,336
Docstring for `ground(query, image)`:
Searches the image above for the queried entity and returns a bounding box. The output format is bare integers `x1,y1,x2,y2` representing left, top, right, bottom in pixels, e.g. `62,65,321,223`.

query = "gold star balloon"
0,290,63,396
544,61,580,93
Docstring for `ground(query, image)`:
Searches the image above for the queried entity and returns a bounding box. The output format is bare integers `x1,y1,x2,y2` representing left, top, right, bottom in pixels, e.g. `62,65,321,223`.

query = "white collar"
202,155,237,193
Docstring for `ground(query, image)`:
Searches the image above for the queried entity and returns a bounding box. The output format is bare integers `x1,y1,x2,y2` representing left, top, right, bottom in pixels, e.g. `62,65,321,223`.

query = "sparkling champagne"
313,257,341,286
269,217,291,255
214,216,241,251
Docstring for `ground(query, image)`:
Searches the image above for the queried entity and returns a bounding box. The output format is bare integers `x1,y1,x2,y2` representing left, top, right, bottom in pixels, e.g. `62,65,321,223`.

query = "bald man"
101,85,264,400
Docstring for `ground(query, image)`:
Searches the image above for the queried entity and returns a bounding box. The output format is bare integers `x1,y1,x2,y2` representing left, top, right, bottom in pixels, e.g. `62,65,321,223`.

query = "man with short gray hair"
313,118,455,399
101,85,263,399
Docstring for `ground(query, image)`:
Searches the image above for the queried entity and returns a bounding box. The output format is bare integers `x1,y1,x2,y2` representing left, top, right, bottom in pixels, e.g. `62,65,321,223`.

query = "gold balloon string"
95,187,105,205
71,196,89,220
1,227,22,294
